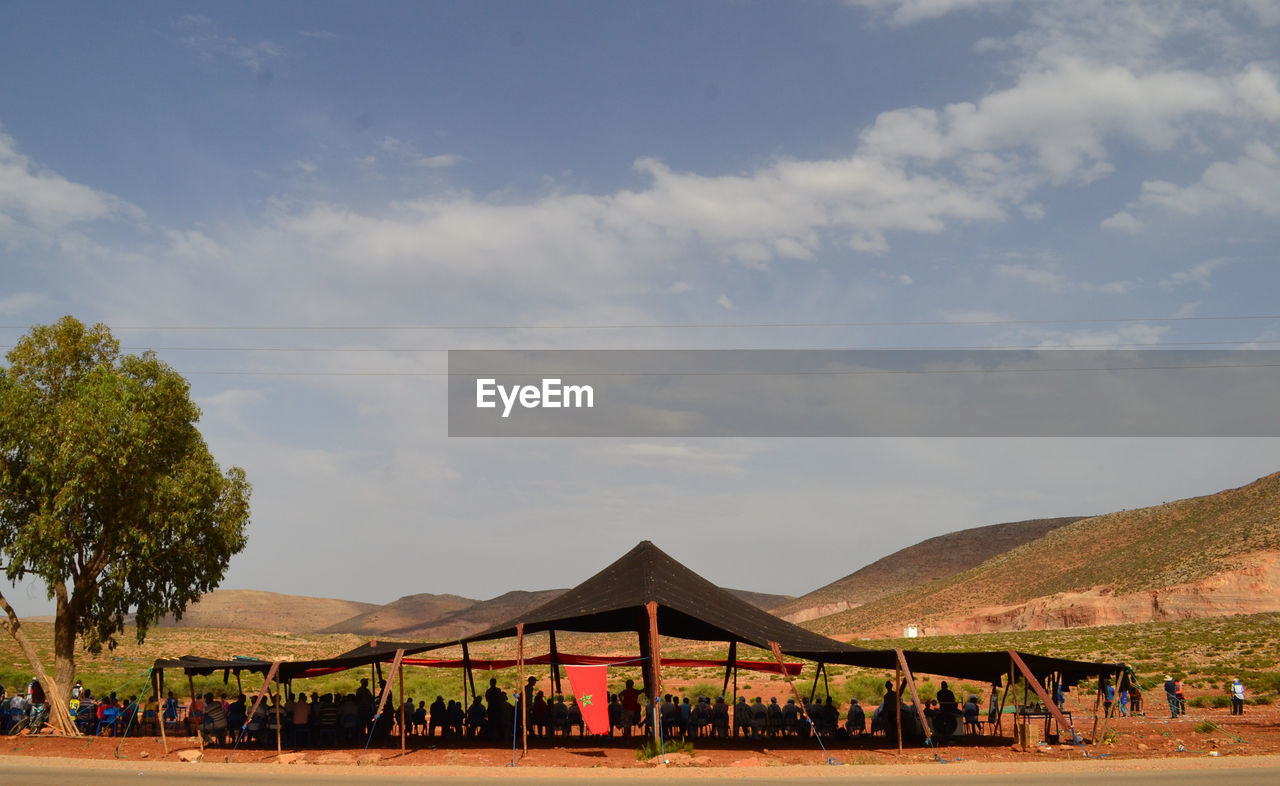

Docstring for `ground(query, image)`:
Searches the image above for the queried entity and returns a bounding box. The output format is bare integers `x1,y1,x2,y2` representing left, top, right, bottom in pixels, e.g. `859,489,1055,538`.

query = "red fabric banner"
563,664,610,735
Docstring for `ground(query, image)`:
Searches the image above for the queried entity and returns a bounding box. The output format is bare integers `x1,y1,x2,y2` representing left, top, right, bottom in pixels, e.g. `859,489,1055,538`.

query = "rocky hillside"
809,472,1280,638
159,590,379,632
775,517,1083,623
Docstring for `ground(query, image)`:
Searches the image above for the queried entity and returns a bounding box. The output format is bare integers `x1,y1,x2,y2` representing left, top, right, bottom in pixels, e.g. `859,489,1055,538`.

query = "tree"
0,317,250,733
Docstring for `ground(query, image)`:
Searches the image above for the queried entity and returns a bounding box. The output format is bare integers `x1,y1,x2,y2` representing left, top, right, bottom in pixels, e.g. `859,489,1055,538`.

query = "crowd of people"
0,671,1257,744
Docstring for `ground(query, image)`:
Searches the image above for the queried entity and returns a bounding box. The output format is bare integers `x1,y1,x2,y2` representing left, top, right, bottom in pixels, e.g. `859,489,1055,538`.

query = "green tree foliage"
0,316,250,711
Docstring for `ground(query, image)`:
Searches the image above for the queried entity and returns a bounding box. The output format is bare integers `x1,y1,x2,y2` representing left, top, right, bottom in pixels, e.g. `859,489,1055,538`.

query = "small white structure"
903,625,919,638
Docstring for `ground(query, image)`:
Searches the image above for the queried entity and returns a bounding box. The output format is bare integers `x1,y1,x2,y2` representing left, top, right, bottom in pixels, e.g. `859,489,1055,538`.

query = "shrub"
636,738,694,760
1194,721,1216,734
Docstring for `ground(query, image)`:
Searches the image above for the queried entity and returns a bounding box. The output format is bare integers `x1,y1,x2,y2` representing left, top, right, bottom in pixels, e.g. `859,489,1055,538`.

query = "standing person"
618,679,643,738
1130,682,1143,715
1231,678,1246,716
1104,681,1115,718
1174,679,1187,716
1163,676,1179,718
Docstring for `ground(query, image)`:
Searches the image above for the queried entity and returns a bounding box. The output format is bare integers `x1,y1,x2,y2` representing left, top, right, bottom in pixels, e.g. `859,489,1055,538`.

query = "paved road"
1,762,1278,785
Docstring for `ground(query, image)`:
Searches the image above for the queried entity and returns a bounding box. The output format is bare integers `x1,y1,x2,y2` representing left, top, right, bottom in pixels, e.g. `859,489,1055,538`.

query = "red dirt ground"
4,703,1277,770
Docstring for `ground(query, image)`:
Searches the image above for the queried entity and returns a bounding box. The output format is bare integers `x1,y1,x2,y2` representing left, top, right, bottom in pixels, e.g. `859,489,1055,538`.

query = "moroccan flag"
564,664,610,735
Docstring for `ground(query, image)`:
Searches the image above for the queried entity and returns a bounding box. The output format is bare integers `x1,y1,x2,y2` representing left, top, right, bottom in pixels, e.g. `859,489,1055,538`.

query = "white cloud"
167,229,227,260
849,0,1013,27
0,132,140,242
1159,258,1230,290
716,294,734,310
414,154,461,169
861,60,1253,184
0,291,45,317
1134,141,1280,217
995,262,1132,295
176,15,286,76
1100,210,1142,233
898,274,914,285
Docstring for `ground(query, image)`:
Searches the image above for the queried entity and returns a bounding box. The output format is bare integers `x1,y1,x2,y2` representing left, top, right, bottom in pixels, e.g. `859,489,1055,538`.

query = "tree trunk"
53,596,77,699
0,590,78,735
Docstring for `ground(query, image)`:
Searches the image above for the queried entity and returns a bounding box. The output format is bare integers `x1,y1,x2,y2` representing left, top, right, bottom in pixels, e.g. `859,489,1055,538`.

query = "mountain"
318,592,478,635
158,590,379,632
726,588,793,611
324,586,792,640
807,472,1280,638
775,517,1084,623
329,589,569,640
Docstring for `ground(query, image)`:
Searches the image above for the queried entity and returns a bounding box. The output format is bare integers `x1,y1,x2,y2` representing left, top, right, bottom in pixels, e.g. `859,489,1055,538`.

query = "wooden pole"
766,642,818,745
549,630,562,696
274,670,283,755
722,641,736,699
188,674,203,751
808,662,823,703
995,673,1012,737
462,642,477,700
645,602,662,747
894,648,933,745
517,623,527,753
1007,651,1079,743
895,663,904,753
398,656,406,753
155,670,169,754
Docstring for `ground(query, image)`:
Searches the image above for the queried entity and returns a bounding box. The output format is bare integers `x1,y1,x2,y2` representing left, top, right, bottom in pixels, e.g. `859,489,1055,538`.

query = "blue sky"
2,1,1279,612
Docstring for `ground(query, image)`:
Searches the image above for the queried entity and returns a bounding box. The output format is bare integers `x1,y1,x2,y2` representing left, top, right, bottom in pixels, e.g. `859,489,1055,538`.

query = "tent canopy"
155,541,1125,687
459,540,865,661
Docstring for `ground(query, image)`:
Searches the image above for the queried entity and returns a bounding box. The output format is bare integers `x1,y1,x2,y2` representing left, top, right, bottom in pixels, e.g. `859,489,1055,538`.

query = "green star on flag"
579,694,593,706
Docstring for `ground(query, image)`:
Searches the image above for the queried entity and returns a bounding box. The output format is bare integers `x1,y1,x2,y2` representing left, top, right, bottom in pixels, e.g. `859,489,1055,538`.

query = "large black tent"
155,541,1128,749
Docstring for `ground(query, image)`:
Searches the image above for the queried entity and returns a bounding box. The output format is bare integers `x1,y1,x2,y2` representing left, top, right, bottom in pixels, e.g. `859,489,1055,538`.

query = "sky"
2,1,1279,614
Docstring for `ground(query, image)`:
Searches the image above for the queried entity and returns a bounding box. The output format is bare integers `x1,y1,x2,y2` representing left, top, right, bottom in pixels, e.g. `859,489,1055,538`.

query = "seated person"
963,695,981,734
846,698,866,735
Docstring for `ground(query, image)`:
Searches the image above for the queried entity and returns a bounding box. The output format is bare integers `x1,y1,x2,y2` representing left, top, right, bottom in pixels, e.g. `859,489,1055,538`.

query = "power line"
179,362,1280,378
5,339,1280,354
3,314,1279,332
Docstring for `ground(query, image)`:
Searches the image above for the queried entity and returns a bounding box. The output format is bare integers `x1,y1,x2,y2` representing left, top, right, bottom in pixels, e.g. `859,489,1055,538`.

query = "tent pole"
549,629,562,696
274,669,283,756
1007,651,1078,743
809,663,822,703
188,674,203,751
722,641,736,700
996,673,1012,737
895,664,903,753
766,642,820,754
894,648,933,747
645,601,662,748
517,623,527,754
399,657,406,753
462,642,477,700
822,662,831,699
155,670,169,754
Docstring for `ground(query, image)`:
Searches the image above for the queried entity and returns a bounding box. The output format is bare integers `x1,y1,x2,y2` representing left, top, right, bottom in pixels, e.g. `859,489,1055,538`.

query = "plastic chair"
96,707,120,736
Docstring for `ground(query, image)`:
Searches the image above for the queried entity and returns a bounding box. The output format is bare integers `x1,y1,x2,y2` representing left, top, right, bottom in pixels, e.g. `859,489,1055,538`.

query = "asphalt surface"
0,762,1277,785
